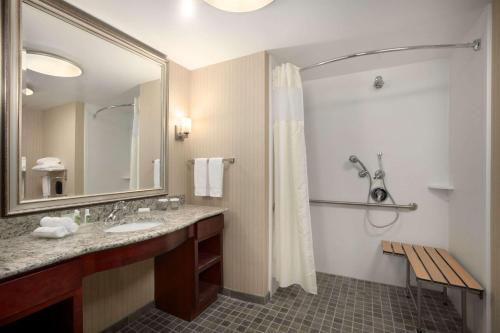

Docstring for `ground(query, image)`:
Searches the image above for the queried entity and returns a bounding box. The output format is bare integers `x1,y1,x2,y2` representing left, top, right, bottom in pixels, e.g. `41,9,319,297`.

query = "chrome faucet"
105,201,128,222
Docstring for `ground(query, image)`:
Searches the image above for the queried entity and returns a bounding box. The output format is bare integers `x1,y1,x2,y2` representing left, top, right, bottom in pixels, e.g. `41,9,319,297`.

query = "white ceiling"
66,0,490,71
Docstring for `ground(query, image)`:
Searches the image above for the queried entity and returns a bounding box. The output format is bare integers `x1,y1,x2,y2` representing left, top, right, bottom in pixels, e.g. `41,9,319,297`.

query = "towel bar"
188,158,235,164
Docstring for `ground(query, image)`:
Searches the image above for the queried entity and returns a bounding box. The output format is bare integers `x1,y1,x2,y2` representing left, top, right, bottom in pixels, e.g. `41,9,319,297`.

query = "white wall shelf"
427,184,455,191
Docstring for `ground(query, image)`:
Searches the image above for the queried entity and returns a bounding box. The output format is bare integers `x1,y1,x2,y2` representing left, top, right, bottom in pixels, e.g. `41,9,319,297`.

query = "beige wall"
82,61,192,333
168,62,192,195
138,80,162,188
22,102,84,199
21,110,44,200
83,260,154,333
82,54,270,331
187,52,269,297
492,0,500,330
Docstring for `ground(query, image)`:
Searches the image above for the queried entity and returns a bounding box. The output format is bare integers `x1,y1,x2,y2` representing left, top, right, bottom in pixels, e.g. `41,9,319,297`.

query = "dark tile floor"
117,273,462,333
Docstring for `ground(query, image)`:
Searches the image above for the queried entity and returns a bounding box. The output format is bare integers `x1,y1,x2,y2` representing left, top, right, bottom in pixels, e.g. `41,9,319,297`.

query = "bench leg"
406,259,411,298
442,286,448,305
462,289,467,333
417,280,423,333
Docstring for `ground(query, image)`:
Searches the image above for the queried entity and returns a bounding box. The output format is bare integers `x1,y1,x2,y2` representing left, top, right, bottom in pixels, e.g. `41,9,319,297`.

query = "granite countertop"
0,205,226,281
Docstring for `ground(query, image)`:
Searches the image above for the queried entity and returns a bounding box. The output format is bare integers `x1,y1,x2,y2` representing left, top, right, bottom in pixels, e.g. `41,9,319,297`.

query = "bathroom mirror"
1,0,168,216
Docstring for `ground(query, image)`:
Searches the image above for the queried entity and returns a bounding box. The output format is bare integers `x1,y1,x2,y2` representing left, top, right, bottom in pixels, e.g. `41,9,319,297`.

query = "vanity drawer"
196,214,224,241
0,259,82,323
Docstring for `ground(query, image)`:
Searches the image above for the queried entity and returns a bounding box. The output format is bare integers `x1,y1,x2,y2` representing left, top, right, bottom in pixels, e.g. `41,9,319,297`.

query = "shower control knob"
371,187,388,202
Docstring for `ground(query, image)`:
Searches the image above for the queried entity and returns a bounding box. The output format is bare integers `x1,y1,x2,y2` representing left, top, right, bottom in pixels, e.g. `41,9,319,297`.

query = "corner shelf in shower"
427,183,455,191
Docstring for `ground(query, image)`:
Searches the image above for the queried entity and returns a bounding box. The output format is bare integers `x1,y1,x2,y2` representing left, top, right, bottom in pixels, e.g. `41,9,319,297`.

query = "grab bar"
309,199,418,211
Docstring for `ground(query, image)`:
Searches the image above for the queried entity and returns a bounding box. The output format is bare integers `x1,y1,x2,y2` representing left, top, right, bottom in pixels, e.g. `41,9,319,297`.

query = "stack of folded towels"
32,216,79,239
32,157,66,171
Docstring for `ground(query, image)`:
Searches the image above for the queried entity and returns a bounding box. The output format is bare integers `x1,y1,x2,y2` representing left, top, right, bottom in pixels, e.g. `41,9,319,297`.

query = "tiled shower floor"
116,273,462,333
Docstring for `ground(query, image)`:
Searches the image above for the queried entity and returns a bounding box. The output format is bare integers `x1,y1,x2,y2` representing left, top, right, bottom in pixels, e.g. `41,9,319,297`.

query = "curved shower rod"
299,39,481,72
93,103,135,118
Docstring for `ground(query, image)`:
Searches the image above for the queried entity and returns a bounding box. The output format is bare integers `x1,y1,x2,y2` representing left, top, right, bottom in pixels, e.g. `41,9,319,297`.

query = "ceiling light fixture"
202,0,274,12
23,50,82,78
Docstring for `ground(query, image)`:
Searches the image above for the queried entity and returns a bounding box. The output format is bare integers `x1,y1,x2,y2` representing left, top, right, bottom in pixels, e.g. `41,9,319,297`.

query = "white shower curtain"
272,63,317,294
129,97,140,190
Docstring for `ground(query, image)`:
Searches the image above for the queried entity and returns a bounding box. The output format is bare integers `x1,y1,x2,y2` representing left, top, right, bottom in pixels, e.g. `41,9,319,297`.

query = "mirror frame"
1,0,169,216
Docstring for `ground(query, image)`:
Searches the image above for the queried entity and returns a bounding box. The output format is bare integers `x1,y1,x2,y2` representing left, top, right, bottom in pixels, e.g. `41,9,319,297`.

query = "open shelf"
198,281,219,306
198,252,221,273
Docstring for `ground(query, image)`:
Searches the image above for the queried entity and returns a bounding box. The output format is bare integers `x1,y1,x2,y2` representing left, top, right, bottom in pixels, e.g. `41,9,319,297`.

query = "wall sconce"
175,117,192,141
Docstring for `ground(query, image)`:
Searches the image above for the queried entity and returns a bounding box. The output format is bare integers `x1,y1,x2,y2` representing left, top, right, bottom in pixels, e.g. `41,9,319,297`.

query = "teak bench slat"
413,245,447,284
402,244,431,281
423,246,465,287
436,248,483,292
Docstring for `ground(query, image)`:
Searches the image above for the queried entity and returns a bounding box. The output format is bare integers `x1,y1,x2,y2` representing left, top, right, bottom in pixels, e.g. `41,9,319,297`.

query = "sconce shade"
181,117,192,134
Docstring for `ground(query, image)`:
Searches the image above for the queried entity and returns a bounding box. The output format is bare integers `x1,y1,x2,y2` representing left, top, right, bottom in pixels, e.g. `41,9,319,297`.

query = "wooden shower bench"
382,241,484,333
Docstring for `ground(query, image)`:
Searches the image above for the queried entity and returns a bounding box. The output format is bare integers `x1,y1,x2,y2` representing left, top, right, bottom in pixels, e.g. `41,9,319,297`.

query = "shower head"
349,155,359,163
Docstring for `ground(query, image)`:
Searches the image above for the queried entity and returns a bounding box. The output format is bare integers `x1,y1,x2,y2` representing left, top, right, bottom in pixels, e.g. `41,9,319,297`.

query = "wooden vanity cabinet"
155,214,224,320
0,259,83,332
0,214,224,332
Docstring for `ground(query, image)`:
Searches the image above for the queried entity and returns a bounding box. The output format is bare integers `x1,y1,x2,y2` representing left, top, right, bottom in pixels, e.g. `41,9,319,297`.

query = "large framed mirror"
1,0,169,216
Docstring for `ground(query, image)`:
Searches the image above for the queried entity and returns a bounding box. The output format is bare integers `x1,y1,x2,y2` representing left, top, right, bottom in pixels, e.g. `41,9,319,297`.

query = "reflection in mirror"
20,2,163,201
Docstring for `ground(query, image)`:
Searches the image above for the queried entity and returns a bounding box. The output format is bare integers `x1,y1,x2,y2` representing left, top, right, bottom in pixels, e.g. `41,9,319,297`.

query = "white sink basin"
105,222,161,233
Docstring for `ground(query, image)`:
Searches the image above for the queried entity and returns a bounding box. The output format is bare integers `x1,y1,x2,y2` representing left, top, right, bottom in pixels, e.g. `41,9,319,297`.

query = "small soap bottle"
73,209,81,224
84,209,91,223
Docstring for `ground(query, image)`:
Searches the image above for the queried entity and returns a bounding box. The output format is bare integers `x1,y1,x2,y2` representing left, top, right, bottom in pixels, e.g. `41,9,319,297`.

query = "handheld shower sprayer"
348,152,400,228
349,155,370,178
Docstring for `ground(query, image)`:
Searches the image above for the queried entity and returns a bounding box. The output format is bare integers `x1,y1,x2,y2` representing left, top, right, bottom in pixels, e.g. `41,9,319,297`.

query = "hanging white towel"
153,158,161,188
194,158,209,196
42,175,51,198
208,158,224,198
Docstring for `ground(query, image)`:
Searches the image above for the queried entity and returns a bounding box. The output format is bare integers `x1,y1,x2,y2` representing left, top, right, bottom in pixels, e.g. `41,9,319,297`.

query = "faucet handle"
114,200,127,209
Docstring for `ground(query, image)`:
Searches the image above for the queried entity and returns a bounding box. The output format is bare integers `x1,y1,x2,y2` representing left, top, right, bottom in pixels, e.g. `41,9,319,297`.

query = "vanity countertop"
0,205,226,281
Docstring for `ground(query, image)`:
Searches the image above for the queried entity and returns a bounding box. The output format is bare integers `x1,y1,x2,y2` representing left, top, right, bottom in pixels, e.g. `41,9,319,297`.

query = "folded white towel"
36,157,61,165
40,216,79,234
209,157,224,198
194,158,209,196
32,226,69,239
32,164,66,171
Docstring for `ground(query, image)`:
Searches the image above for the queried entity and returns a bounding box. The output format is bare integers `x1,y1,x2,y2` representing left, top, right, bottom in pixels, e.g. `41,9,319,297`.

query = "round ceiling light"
24,50,82,78
203,0,274,12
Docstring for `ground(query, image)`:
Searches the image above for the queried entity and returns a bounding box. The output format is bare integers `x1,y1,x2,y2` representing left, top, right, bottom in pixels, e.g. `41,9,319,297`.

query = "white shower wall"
84,104,133,194
304,59,451,287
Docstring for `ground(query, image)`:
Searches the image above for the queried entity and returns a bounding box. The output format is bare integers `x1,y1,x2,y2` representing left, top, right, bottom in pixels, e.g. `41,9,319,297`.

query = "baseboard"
102,301,155,333
222,288,270,305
